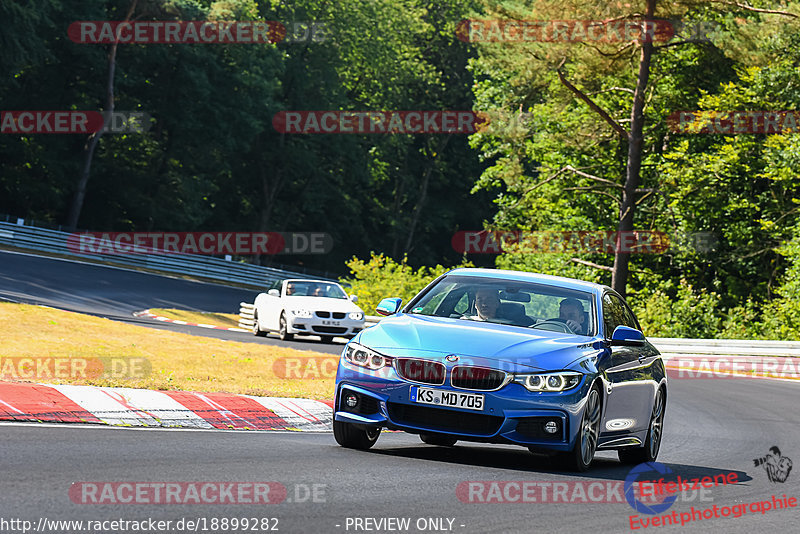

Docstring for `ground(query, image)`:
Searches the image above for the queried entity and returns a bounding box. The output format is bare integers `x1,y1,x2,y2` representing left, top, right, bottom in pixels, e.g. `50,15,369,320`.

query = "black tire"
320,335,334,344
618,387,666,465
558,384,602,472
420,433,458,447
333,420,380,449
252,311,267,337
278,313,293,341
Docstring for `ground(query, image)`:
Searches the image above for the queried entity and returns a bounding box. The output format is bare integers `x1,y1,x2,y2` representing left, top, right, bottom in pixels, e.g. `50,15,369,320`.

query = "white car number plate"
321,320,340,326
410,386,484,411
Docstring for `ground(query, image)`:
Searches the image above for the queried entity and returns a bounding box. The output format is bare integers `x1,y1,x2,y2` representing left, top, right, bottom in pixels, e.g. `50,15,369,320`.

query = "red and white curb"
0,382,333,431
134,309,248,333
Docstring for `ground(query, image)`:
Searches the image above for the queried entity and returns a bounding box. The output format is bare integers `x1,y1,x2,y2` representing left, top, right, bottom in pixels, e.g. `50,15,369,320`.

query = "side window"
453,292,470,315
621,303,640,330
602,293,626,338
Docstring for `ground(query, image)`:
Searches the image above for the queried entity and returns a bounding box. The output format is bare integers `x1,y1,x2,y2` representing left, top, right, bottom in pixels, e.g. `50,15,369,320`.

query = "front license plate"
410,386,484,411
322,320,340,326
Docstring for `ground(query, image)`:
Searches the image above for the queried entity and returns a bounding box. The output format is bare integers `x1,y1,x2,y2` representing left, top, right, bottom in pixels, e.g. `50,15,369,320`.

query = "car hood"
358,313,600,373
284,296,362,313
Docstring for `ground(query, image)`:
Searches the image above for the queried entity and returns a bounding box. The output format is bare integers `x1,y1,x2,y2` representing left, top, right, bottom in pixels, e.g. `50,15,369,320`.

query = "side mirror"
267,289,280,297
609,326,646,346
350,294,359,303
376,297,403,317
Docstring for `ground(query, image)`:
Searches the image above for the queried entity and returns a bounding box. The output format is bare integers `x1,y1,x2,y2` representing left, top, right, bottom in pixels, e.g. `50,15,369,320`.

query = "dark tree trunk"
404,136,450,255
66,0,138,231
611,0,656,297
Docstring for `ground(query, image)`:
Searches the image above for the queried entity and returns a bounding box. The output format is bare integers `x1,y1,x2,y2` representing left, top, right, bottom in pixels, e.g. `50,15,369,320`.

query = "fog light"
345,393,358,408
544,421,559,434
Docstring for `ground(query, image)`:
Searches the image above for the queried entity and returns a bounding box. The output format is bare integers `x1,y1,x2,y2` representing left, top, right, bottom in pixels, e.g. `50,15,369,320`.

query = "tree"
468,0,798,297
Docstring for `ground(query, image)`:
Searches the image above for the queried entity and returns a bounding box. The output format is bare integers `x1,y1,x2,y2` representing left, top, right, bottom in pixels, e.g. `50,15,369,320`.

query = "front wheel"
559,384,601,472
333,420,380,449
618,387,665,465
278,313,294,341
252,311,267,337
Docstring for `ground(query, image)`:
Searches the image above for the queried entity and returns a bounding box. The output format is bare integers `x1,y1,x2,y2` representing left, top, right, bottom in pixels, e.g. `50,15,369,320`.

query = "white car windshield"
285,281,348,299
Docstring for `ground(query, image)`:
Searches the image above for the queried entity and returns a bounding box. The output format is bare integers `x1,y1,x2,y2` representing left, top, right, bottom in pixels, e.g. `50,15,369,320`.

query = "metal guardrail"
239,303,256,331
651,338,800,358
0,220,336,288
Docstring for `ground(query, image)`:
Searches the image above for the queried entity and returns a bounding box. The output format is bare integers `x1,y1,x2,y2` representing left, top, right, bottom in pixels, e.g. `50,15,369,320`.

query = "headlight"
289,309,312,318
513,372,583,392
349,312,364,321
344,342,392,370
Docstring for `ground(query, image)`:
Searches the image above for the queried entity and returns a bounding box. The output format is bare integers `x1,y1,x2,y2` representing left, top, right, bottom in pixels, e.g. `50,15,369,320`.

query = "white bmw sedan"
252,279,366,343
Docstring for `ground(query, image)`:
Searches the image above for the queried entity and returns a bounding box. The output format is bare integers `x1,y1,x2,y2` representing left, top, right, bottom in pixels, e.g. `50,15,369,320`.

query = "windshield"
407,275,596,336
284,281,348,299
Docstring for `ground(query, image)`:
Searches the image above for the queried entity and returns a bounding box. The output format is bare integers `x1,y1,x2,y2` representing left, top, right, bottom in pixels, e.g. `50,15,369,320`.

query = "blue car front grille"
450,366,507,390
387,403,503,435
394,358,446,385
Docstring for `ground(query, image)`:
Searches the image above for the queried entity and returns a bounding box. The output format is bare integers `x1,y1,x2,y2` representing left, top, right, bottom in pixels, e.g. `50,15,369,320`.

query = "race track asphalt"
1,376,798,533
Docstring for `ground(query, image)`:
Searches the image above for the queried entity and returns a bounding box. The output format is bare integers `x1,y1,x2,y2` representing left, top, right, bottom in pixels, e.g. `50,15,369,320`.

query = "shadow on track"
362,443,752,483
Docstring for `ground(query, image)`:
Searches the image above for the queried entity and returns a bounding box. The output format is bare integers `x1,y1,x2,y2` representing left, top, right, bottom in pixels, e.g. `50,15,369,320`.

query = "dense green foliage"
3,0,800,338
341,253,471,314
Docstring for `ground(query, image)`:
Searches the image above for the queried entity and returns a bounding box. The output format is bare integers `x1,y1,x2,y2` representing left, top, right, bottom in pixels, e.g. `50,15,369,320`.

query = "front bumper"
334,360,595,451
286,315,364,337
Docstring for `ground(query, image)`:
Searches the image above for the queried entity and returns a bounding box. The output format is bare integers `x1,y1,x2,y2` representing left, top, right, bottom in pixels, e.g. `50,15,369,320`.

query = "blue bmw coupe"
333,268,667,471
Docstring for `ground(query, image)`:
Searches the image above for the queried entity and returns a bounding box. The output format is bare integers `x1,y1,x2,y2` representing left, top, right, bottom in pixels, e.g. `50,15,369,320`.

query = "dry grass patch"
0,303,337,400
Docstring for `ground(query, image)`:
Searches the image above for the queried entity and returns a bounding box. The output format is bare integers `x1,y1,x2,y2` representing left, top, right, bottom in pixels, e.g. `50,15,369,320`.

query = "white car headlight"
512,372,583,392
349,312,364,321
289,309,312,318
344,342,392,370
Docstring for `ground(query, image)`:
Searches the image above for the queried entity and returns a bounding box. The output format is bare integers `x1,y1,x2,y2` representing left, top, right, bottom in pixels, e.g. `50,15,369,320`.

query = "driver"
285,282,296,296
473,288,501,321
558,298,586,334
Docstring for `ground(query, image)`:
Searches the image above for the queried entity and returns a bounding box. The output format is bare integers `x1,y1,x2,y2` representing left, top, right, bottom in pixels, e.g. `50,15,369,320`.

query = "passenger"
558,297,586,334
